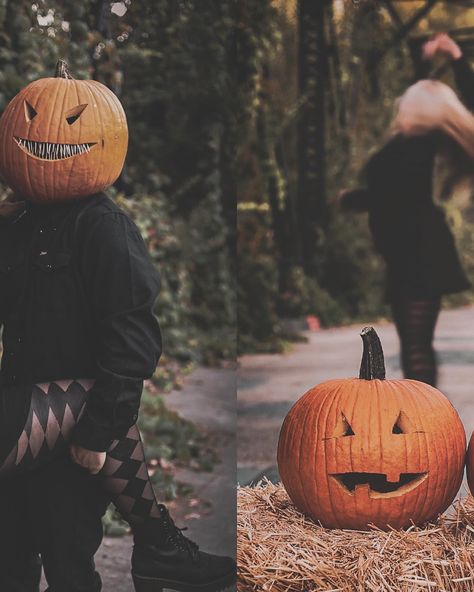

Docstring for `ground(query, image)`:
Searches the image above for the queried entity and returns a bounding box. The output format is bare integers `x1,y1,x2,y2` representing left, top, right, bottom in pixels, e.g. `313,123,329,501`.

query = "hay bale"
237,481,474,591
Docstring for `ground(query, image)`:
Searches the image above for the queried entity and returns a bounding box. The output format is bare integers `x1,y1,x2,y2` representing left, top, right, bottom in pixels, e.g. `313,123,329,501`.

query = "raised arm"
423,33,474,108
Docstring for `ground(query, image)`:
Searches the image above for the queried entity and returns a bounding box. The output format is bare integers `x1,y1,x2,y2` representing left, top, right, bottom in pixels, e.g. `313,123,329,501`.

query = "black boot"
131,504,236,592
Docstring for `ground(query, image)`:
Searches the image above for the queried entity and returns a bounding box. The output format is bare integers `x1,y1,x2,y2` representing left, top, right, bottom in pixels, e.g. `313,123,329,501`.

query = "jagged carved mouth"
15,136,97,161
330,472,428,499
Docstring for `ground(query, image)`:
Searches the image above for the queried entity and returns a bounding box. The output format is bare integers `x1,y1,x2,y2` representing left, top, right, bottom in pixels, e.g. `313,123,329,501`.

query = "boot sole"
132,570,236,592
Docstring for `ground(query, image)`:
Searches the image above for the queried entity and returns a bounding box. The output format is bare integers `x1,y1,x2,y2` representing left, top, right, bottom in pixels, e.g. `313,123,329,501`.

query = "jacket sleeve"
452,55,474,109
72,211,162,451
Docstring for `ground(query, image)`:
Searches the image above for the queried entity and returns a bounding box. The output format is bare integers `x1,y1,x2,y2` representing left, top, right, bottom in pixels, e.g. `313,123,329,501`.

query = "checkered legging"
0,379,161,526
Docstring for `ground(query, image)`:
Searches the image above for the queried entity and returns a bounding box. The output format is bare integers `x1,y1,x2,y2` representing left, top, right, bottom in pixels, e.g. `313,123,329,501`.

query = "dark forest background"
238,0,474,353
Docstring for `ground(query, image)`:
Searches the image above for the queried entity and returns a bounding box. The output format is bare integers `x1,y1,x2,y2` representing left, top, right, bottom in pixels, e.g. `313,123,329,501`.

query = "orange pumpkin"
0,60,128,202
277,327,466,530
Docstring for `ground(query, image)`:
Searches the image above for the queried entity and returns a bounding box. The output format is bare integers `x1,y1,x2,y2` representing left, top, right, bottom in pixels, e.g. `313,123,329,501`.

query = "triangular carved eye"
24,100,37,122
65,103,88,125
392,411,416,434
392,421,403,434
333,413,355,438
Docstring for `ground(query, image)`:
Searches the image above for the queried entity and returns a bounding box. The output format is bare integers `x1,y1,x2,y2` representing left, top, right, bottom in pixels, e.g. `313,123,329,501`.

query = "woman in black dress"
341,34,474,387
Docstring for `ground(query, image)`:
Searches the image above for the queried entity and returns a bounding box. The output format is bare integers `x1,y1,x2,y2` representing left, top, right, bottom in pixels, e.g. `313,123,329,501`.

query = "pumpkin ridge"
301,382,336,526
430,382,465,515
86,80,124,190
373,377,384,524
327,379,355,528
420,380,453,522
411,380,460,524
46,77,69,199
81,80,106,193
389,379,414,526
417,382,445,521
293,387,318,522
89,79,127,180
350,378,368,525
392,380,410,526
400,381,430,525
28,79,58,200
29,81,54,195
65,78,83,198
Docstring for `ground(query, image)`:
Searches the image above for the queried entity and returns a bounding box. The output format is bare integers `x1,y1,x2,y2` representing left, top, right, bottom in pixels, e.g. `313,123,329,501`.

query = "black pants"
0,455,108,592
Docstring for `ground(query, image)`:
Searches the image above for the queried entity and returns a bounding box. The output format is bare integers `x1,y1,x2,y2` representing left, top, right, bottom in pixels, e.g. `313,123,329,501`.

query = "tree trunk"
297,0,328,276
257,60,296,303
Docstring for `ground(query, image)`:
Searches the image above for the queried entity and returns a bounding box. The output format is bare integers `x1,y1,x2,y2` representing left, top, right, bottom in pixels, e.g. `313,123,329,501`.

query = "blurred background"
237,0,474,491
238,0,474,354
0,1,244,589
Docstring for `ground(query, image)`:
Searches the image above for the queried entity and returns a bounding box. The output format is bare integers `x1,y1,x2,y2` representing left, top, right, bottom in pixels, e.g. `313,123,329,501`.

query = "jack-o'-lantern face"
0,60,128,202
327,410,428,501
277,328,466,530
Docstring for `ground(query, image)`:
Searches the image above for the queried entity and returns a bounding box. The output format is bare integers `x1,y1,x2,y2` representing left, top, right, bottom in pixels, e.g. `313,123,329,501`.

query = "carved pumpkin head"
0,60,128,202
277,327,466,530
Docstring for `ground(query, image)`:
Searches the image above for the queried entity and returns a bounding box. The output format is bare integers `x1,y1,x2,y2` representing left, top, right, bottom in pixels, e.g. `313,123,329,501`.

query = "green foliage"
238,210,283,353
279,267,347,326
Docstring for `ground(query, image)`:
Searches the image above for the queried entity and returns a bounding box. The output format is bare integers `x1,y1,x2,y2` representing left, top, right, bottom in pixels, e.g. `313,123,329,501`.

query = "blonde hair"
392,80,474,159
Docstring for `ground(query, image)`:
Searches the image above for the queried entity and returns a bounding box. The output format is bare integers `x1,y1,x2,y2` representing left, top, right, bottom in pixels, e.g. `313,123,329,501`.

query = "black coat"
365,132,470,297
0,193,162,453
345,56,474,297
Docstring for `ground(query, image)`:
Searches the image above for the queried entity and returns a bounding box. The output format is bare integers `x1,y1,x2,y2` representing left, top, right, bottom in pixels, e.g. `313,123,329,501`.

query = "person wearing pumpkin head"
340,33,474,388
0,60,235,592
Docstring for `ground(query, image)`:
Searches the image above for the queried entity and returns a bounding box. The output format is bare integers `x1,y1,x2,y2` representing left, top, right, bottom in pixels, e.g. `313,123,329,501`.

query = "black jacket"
0,193,162,452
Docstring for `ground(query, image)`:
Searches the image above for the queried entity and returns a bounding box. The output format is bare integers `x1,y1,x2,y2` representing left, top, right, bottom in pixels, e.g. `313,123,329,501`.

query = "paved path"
41,366,236,592
238,306,474,488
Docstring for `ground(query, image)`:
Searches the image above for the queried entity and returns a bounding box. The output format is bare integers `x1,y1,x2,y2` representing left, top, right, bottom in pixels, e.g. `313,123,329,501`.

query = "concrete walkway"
40,365,236,591
238,306,474,487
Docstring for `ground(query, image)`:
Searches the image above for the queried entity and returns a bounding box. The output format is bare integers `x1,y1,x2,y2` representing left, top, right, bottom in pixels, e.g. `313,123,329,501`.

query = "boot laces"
158,504,200,561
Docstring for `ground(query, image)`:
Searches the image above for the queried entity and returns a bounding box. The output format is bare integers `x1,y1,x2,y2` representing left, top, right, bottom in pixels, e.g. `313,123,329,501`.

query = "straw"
238,480,474,591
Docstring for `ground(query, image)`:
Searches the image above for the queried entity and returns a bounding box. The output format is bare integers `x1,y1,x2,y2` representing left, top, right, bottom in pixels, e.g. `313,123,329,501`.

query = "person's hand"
422,33,462,61
70,443,106,475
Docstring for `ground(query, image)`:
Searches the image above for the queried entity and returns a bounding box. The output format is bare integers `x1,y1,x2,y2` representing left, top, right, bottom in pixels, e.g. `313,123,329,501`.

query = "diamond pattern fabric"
0,379,162,526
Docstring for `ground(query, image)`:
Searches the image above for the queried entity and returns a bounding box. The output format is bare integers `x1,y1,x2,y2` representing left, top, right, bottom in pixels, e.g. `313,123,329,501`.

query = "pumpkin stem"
359,326,386,380
55,59,73,79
